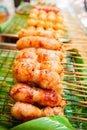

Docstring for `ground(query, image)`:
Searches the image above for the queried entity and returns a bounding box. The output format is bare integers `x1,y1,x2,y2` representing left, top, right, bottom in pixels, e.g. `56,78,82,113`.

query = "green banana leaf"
10,116,74,130
0,125,8,130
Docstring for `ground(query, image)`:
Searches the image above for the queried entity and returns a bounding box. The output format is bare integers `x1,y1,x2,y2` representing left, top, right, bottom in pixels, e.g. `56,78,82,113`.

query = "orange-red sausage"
11,102,64,121
10,83,63,107
18,29,59,39
16,48,65,62
16,36,62,50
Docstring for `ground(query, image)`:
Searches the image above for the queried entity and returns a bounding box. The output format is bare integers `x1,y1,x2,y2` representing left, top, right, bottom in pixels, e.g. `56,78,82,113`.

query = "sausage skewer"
18,29,59,39
10,83,63,107
16,36,62,50
11,102,64,121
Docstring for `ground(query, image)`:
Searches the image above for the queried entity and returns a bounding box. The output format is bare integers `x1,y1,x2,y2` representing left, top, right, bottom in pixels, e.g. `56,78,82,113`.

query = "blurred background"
0,0,87,43
0,0,87,28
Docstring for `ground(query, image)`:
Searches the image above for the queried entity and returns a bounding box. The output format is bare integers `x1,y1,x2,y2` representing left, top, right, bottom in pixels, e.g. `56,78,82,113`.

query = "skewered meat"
14,48,64,79
14,48,64,90
37,48,65,62
36,70,62,90
11,29,65,121
10,83,63,107
40,61,63,73
59,99,66,108
14,63,62,90
18,29,59,39
14,58,63,76
11,102,41,121
11,102,64,121
42,106,64,117
16,36,62,50
16,48,65,62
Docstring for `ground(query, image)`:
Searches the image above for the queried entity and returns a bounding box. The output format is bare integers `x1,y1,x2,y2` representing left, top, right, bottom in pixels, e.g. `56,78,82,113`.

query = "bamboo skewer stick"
64,92,87,98
64,80,87,85
65,98,87,105
67,67,87,70
62,62,87,67
64,74,87,78
67,116,87,121
64,71,87,75
64,87,87,94
67,49,87,53
63,81,87,89
70,41,87,43
67,55,87,60
67,103,87,108
70,80,87,84
64,42,86,45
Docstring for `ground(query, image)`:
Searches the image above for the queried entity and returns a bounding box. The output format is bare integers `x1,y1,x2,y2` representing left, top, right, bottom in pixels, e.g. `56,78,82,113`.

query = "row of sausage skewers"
10,5,66,122
27,5,67,38
10,29,66,121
